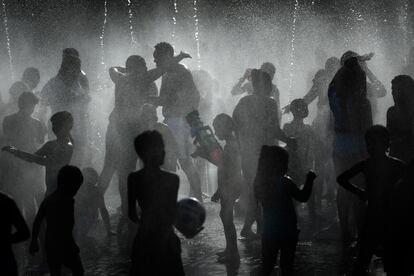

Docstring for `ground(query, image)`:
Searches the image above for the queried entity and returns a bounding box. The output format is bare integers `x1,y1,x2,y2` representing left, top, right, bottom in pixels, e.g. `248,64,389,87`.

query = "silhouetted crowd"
1,43,414,276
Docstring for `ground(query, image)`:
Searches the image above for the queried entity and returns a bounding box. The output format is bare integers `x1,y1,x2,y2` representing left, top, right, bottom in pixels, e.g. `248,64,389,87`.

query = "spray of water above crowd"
0,0,412,207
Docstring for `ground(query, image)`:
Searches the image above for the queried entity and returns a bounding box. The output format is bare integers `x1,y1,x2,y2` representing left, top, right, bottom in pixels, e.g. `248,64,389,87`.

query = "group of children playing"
1,67,414,276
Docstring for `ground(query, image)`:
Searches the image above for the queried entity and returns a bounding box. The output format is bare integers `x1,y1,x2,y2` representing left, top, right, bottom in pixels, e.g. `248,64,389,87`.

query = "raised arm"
144,51,191,84
231,69,252,96
337,161,366,200
285,172,316,202
98,192,112,235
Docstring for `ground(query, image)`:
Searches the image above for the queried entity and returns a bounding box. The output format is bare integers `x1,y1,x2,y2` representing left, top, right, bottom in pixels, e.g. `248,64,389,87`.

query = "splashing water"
171,0,178,45
1,0,14,81
99,0,108,72
193,0,201,69
399,0,409,51
127,0,136,51
288,0,299,98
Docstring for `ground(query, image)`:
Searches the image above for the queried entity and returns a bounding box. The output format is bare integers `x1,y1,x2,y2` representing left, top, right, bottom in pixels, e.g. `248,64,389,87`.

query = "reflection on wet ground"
23,201,387,275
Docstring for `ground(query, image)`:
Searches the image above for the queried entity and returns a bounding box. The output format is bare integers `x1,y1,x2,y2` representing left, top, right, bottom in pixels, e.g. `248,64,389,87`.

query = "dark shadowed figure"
254,146,316,276
337,125,406,275
386,75,414,162
99,52,189,221
2,111,73,196
402,47,414,78
0,191,30,276
39,48,89,167
75,167,112,243
231,62,281,123
211,113,242,265
139,104,178,172
128,131,184,276
0,92,46,226
232,69,295,239
384,159,414,276
30,165,84,276
329,54,373,244
283,99,318,214
150,42,202,201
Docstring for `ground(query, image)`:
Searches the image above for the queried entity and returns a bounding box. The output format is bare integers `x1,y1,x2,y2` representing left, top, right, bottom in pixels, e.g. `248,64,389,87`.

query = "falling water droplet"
171,0,178,45
99,0,108,71
193,0,201,69
127,0,136,51
1,0,14,81
288,0,299,98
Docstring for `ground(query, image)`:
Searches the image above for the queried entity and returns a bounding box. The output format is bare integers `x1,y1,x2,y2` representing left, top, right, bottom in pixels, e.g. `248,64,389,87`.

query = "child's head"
134,130,165,167
257,145,289,178
18,92,39,115
290,98,308,119
212,113,235,140
140,104,158,125
82,167,99,187
365,125,390,157
22,67,40,90
50,111,73,138
57,165,83,197
391,75,414,108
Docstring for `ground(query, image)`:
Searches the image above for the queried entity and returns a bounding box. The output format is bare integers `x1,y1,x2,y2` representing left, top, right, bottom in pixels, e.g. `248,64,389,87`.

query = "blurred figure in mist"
329,53,373,245
386,75,414,162
99,52,188,224
139,104,178,172
231,62,281,122
30,166,84,276
39,48,90,167
233,69,295,239
211,113,242,264
150,42,202,201
0,192,30,276
283,99,318,215
284,57,340,203
128,131,184,275
75,167,112,243
0,68,40,134
340,51,386,122
402,46,414,78
2,111,74,197
0,92,46,226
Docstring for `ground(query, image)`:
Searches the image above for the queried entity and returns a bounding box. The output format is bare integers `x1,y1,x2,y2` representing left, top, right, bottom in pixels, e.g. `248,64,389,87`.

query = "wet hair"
365,125,390,148
18,91,39,109
260,62,276,79
391,75,414,108
134,130,165,166
154,42,174,58
213,113,236,134
22,67,40,82
50,111,74,131
251,69,272,96
126,55,146,71
57,165,83,195
290,98,308,118
82,167,99,185
256,146,289,181
340,51,359,65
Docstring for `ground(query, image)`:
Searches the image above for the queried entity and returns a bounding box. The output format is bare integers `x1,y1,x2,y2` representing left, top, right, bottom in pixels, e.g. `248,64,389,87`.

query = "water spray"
1,0,14,81
127,0,136,51
193,0,201,69
99,0,108,74
288,0,299,99
171,0,178,46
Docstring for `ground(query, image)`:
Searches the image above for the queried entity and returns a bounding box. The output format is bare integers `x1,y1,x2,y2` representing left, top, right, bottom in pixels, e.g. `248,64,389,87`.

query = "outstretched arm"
361,63,386,98
286,172,316,202
2,146,48,166
337,161,366,200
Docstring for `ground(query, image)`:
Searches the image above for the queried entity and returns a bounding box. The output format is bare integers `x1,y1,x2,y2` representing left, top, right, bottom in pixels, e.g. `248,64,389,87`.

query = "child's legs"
118,154,137,218
280,234,299,276
353,237,375,275
63,253,84,276
260,236,280,276
220,198,238,255
47,252,62,276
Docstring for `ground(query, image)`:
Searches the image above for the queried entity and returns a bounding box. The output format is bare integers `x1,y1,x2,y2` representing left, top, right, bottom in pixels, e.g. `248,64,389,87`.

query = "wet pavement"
71,200,386,276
